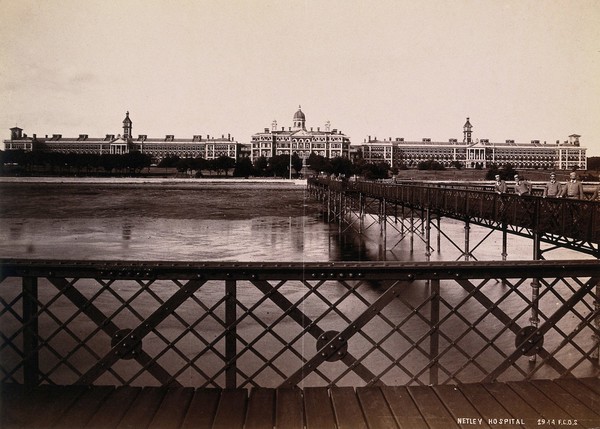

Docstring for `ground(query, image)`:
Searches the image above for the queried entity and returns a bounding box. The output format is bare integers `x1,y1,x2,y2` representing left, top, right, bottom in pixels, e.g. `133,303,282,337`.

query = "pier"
307,178,600,259
0,258,599,427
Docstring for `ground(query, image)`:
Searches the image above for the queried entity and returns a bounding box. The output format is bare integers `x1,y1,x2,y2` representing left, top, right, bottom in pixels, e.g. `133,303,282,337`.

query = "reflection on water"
0,182,594,385
122,221,133,241
0,183,588,262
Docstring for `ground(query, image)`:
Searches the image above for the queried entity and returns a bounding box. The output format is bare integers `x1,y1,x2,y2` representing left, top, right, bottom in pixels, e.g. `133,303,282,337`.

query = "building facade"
250,107,351,161
2,112,248,163
360,118,587,170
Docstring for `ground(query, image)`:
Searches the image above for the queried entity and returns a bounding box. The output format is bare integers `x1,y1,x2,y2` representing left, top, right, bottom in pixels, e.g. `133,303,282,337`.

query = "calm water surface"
0,182,593,386
0,182,586,261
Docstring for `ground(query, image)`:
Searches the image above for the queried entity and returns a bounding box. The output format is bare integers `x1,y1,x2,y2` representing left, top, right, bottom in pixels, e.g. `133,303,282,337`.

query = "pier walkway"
307,178,600,258
1,259,599,427
2,377,600,428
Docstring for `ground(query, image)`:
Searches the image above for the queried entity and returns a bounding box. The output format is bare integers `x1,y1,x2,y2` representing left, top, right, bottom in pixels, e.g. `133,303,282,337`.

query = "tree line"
0,150,395,180
0,150,152,175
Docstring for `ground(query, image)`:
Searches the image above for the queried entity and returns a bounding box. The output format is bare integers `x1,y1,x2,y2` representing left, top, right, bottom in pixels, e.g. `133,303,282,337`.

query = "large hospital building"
359,118,586,170
3,111,587,170
4,112,247,162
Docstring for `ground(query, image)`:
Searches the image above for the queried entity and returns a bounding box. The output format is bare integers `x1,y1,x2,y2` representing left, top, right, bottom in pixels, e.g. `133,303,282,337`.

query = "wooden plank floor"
1,378,599,429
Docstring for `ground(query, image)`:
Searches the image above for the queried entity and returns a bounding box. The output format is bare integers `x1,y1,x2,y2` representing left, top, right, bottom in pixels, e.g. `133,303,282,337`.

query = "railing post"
23,276,39,388
359,192,364,233
501,222,508,261
410,209,414,253
529,278,541,364
593,280,600,363
464,219,471,261
225,279,237,388
339,190,344,233
429,279,440,385
327,188,331,223
425,207,431,261
436,215,441,252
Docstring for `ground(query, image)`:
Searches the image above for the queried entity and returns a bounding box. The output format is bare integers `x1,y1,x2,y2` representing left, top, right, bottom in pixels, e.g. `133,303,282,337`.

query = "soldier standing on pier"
513,174,531,196
542,172,561,198
559,172,584,199
494,174,507,194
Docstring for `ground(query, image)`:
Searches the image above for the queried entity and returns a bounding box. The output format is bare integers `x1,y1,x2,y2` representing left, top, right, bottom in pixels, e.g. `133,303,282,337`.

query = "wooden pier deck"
2,378,599,429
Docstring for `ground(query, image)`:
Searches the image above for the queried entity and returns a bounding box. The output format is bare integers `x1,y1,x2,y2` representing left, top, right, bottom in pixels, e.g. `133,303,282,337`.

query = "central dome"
293,106,305,121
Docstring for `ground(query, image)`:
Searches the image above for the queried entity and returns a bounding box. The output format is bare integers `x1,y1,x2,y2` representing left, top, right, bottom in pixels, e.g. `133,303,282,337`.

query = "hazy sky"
1,0,599,154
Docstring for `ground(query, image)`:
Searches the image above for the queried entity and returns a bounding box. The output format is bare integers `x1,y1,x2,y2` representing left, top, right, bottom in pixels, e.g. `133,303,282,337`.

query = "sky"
1,0,599,155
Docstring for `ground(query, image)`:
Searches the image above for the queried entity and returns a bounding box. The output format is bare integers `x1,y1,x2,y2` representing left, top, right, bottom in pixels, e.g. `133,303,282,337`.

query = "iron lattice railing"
0,259,599,389
308,178,600,247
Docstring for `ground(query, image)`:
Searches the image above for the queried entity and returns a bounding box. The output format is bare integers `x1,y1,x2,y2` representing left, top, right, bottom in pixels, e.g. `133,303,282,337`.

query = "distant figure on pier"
513,174,531,196
559,172,584,199
542,172,561,198
493,174,507,194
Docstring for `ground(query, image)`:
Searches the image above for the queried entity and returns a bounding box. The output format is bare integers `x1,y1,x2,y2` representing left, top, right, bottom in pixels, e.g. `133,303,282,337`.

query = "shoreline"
0,176,308,188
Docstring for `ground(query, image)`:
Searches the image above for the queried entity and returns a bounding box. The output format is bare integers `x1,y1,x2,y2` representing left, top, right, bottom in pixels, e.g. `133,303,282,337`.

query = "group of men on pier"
494,171,596,200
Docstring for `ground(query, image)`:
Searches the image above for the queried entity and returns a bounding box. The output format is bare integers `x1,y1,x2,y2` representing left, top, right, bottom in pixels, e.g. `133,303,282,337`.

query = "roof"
293,106,305,121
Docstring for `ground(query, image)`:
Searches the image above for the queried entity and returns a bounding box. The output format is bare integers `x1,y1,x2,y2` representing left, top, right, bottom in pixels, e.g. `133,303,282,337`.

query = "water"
0,182,334,261
0,181,595,387
0,182,587,262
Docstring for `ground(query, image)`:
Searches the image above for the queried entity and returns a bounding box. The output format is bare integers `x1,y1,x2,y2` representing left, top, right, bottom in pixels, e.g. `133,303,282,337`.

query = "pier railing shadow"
1,259,598,389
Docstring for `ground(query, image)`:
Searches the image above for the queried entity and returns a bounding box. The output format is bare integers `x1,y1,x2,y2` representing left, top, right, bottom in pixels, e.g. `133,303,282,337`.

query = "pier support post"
339,191,343,233
593,281,600,362
410,210,414,253
529,231,543,363
529,278,541,364
429,278,440,385
501,222,508,286
502,222,508,261
401,203,405,235
464,219,471,261
327,188,331,223
532,231,542,261
225,279,237,388
359,193,364,234
23,276,39,388
425,208,431,261
436,215,441,253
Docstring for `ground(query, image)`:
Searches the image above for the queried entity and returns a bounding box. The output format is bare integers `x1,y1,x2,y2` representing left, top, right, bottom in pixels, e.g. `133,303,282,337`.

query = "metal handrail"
1,259,598,388
308,178,600,245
